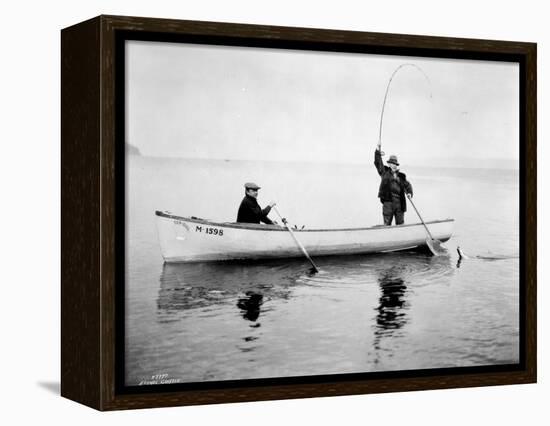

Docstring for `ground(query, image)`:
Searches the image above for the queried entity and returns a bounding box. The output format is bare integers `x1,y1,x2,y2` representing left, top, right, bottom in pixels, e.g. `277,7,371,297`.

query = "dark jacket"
237,194,274,224
374,149,413,212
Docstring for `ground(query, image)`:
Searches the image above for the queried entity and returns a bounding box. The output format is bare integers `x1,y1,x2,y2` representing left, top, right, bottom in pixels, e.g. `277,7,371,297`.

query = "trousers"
383,198,404,225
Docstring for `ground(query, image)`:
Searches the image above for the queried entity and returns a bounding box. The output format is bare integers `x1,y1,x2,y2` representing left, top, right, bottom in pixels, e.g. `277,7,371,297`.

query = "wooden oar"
272,206,319,273
406,194,444,256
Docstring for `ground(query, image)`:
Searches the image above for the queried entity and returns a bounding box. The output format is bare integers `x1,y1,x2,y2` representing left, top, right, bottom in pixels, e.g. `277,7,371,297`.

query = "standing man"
237,182,277,224
374,144,413,225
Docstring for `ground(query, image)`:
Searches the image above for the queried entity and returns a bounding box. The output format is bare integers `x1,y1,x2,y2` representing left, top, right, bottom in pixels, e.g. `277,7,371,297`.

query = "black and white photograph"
123,39,520,387
3,0,546,421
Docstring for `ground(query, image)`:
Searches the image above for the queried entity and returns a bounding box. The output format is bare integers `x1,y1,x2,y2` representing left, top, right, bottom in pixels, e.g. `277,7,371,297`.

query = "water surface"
125,157,519,385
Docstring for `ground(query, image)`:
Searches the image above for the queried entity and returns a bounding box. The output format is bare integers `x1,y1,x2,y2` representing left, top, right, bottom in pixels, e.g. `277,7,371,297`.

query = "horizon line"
128,153,520,170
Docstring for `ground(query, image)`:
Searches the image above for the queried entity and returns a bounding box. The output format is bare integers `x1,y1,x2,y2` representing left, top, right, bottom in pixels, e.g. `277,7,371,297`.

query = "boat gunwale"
155,210,455,233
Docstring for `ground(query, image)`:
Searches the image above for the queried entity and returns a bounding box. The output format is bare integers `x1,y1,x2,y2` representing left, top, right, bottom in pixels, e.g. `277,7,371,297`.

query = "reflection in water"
157,253,454,323
156,260,304,323
370,254,454,362
237,292,264,350
155,253,455,363
376,270,407,330
237,292,264,322
374,267,409,346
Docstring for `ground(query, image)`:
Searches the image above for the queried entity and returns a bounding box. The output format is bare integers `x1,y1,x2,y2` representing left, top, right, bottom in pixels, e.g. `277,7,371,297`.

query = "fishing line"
377,63,433,151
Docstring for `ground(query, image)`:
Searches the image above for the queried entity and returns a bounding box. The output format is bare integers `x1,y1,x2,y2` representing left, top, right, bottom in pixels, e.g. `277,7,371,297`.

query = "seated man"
237,182,276,224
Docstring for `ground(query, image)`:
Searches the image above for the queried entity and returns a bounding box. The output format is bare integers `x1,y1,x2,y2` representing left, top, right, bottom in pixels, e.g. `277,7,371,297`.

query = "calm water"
125,156,519,385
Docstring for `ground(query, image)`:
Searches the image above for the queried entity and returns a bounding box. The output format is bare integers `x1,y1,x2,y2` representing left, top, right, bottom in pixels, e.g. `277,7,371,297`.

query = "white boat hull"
155,211,454,263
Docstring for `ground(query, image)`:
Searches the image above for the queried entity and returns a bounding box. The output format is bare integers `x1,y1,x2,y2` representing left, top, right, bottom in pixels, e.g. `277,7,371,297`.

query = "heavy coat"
374,149,413,212
237,194,274,224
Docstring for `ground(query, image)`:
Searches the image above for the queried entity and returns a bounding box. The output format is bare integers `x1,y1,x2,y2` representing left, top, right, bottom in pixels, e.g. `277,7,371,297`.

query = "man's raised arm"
374,144,385,176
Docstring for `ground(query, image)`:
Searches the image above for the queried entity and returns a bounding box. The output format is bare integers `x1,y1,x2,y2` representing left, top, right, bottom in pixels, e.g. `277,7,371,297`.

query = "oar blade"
308,266,319,276
426,238,444,256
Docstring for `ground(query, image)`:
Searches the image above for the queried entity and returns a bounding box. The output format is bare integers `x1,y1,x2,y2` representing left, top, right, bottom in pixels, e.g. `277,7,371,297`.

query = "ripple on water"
297,251,454,289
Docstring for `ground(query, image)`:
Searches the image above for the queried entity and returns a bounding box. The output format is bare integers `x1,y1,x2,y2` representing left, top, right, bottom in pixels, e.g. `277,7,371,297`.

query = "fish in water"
456,246,519,261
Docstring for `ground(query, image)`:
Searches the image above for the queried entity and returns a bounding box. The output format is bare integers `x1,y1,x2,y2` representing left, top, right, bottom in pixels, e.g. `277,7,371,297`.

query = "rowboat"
155,210,454,263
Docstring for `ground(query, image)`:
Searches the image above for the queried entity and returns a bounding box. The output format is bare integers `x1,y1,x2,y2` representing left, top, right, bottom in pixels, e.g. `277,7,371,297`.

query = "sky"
126,40,519,168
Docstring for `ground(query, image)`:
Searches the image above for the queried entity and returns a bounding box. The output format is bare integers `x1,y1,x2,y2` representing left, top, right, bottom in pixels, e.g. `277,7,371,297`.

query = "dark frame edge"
61,16,103,410
523,42,537,384
98,14,535,52
100,14,119,411
104,369,535,411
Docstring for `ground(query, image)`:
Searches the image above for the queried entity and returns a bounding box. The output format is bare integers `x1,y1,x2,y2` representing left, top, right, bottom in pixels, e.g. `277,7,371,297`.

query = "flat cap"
244,182,261,190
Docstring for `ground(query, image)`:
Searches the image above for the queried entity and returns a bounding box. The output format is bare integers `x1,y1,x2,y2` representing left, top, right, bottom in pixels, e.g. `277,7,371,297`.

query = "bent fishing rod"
377,63,432,152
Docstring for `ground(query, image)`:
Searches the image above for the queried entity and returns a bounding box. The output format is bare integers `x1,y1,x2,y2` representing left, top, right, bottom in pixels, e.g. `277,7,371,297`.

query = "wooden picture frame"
61,15,536,411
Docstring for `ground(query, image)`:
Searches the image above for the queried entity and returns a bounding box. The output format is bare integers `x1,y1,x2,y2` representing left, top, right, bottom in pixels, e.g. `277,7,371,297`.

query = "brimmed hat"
387,155,399,166
244,182,261,190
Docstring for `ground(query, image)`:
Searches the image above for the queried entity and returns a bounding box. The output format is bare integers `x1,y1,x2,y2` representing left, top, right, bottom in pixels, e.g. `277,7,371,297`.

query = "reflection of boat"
155,210,454,263
156,262,298,318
